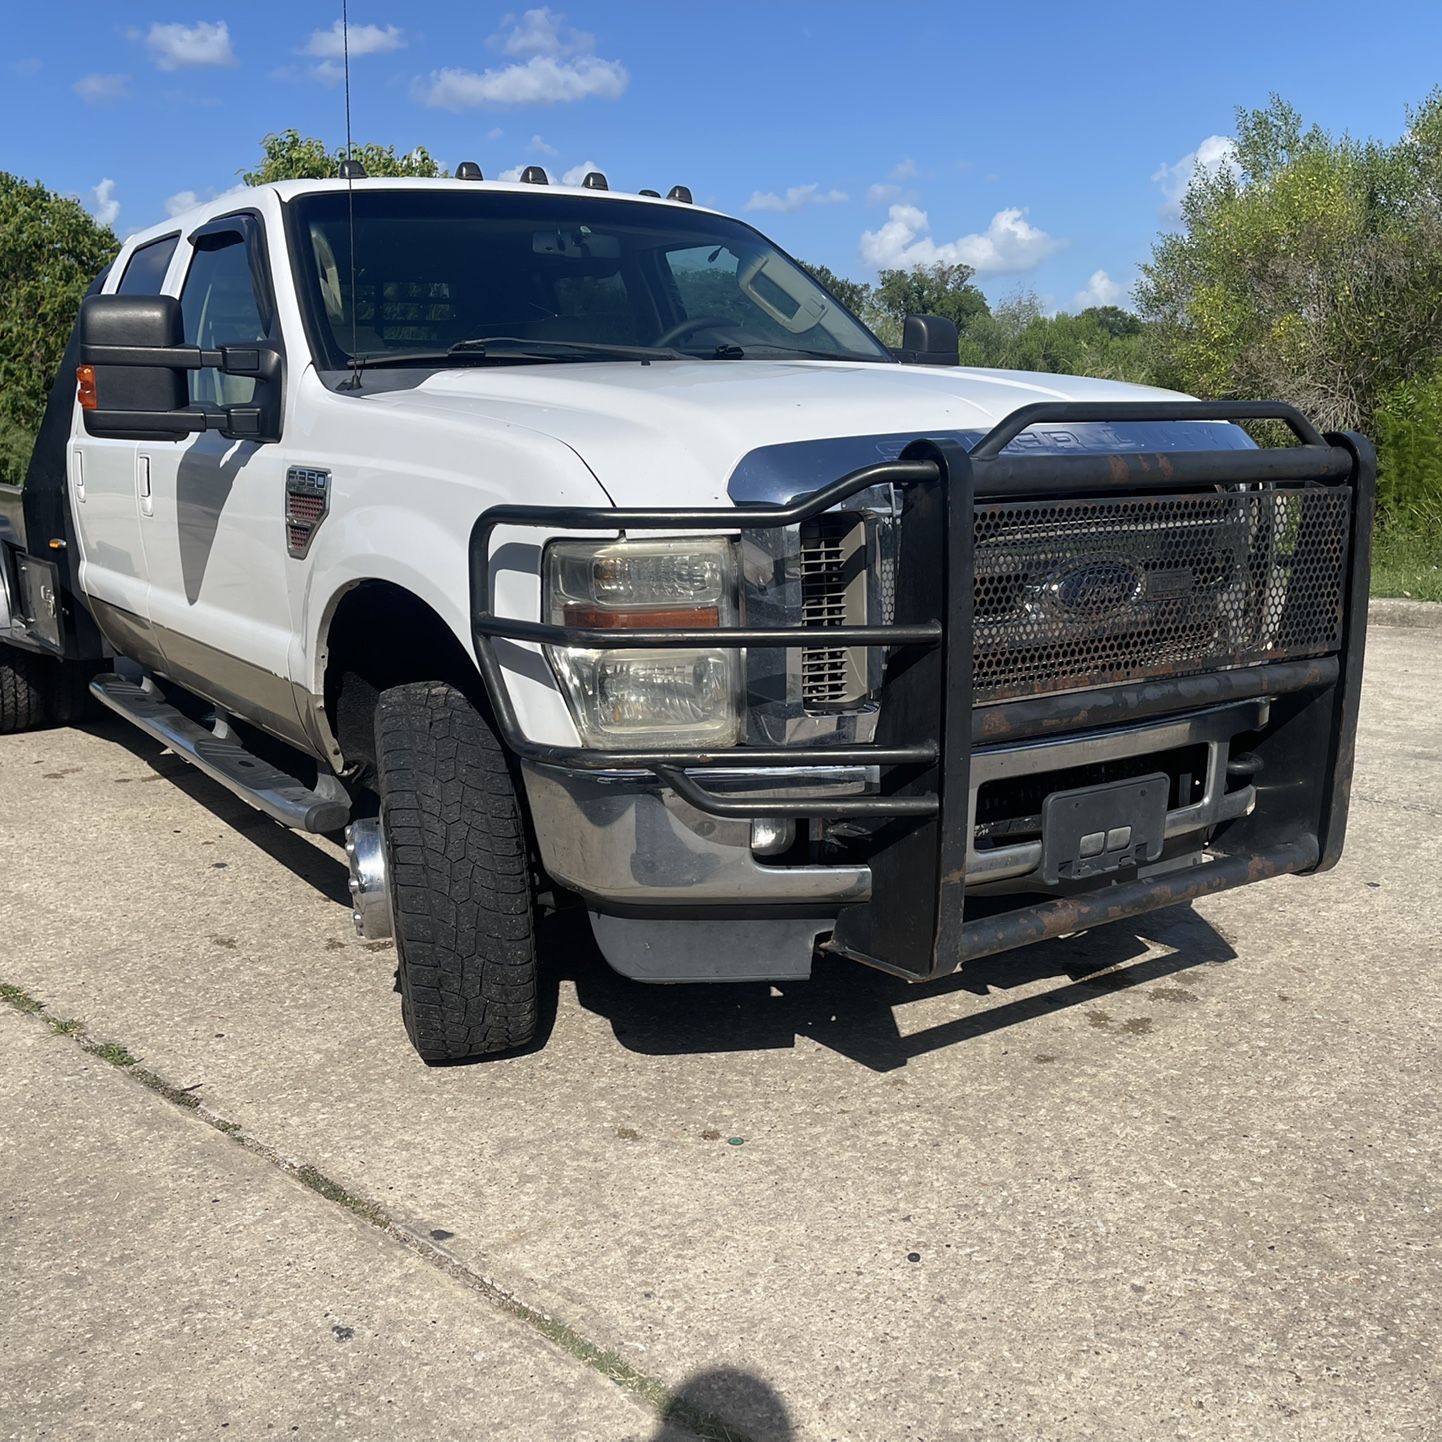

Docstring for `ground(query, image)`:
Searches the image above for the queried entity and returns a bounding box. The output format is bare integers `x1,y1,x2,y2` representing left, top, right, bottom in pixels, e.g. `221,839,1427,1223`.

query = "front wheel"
372,681,539,1062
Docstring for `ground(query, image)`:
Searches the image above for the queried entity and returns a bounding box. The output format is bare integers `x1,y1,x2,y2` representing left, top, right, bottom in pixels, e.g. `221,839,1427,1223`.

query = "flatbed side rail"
0,482,26,551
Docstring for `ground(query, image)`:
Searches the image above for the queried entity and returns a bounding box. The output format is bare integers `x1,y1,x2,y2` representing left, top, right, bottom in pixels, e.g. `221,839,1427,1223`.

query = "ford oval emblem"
1043,559,1144,620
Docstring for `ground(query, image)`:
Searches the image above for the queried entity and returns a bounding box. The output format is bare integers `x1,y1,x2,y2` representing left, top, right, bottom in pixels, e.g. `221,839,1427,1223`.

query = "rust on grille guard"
468,400,1375,982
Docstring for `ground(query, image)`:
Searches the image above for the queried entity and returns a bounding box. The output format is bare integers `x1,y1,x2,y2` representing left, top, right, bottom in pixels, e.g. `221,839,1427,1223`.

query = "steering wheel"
654,314,740,348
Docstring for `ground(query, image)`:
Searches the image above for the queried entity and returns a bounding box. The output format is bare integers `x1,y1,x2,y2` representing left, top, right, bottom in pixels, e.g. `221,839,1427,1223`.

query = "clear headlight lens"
544,537,740,747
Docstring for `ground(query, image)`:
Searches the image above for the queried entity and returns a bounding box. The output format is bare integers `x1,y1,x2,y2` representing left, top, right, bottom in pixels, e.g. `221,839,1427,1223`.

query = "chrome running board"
90,673,349,833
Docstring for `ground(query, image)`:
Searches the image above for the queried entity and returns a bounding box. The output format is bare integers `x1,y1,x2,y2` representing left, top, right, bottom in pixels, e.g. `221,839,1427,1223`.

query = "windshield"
286,189,892,369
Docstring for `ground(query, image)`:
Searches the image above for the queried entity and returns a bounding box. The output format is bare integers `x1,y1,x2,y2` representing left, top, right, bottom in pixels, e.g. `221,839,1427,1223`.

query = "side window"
179,236,265,406
115,235,179,296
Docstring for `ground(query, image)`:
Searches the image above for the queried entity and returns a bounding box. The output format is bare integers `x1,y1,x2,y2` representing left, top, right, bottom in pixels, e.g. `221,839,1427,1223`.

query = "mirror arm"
81,341,281,382
84,403,273,441
86,406,209,434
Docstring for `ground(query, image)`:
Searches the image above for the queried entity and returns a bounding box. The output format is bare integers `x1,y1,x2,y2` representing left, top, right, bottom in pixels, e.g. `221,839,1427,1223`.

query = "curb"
1368,597,1442,630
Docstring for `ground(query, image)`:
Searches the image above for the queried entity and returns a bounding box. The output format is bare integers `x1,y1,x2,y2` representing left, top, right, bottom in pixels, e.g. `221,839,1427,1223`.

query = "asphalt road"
2,622,1439,1441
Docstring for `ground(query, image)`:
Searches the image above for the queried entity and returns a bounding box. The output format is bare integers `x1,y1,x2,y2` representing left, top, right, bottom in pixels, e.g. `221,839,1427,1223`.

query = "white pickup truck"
0,170,1373,1062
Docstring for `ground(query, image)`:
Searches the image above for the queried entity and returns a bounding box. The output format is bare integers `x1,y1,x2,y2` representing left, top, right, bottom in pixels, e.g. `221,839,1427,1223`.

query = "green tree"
800,261,874,319
0,173,118,485
872,262,990,349
242,128,442,184
1137,91,1442,437
1374,368,1442,529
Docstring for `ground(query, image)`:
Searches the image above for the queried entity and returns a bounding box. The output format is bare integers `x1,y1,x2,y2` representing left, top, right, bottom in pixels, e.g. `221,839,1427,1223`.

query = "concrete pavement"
1,623,1439,1440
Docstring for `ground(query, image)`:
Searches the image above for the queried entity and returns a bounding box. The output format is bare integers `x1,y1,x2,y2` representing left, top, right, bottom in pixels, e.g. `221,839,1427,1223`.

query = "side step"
90,673,350,834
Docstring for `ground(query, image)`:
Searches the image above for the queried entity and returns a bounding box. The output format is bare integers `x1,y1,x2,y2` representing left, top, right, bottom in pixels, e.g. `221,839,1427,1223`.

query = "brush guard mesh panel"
971,489,1351,703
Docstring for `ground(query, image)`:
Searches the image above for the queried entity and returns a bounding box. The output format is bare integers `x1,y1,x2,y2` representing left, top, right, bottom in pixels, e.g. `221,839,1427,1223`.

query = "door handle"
137,454,153,517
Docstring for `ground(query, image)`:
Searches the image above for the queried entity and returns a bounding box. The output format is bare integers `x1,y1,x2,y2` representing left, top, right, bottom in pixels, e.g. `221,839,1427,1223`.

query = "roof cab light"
543,537,740,747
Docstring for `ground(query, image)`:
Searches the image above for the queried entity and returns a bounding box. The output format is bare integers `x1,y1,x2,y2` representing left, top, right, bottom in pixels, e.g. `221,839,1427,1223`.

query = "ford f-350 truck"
0,171,1373,1062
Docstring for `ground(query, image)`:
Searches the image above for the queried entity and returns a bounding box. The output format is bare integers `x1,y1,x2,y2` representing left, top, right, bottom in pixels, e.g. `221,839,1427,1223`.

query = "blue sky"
3,1,1439,311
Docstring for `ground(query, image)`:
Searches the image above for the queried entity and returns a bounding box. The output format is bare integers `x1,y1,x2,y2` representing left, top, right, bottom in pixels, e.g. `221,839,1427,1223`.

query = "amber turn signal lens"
562,603,720,630
76,364,97,410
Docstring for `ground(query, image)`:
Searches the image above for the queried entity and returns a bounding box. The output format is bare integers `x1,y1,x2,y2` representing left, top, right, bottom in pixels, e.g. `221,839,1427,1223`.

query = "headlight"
544,537,741,747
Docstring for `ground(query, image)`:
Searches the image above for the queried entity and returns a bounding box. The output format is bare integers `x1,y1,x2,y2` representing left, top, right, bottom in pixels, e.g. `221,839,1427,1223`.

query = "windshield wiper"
451,336,691,362
344,336,686,371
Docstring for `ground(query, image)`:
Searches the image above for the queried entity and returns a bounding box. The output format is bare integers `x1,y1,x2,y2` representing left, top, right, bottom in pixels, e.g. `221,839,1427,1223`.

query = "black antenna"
342,0,361,389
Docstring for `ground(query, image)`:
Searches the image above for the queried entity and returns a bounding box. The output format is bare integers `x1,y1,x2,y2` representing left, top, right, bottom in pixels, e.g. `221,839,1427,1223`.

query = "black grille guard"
468,400,1375,979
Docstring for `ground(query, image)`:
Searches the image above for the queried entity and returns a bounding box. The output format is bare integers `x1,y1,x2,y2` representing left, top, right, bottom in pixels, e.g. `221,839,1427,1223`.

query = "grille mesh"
799,514,858,706
970,488,1351,702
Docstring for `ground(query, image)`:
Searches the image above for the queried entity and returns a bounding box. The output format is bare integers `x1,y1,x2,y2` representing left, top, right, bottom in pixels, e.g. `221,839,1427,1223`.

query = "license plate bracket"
1040,773,1169,885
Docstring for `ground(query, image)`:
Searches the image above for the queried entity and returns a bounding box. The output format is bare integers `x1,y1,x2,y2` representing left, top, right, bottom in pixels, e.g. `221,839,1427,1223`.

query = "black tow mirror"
892,313,960,366
79,295,189,439
78,294,283,444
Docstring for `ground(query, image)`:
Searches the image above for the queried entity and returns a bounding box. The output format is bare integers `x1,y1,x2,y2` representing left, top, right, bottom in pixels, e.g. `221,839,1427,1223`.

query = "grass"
1371,524,1442,602
0,983,44,1014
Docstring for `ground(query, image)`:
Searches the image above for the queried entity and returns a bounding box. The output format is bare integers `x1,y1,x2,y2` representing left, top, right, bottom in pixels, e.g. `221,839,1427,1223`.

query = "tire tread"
374,682,538,1061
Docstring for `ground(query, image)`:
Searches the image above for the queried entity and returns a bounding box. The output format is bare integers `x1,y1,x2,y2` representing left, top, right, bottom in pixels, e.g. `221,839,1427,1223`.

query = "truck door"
69,234,180,669
137,213,306,745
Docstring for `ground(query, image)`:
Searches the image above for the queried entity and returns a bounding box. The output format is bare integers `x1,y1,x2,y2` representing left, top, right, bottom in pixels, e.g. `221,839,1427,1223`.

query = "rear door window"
115,235,179,295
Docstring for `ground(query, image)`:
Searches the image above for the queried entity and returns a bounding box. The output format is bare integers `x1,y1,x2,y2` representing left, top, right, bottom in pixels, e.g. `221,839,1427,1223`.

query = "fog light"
750,817,795,856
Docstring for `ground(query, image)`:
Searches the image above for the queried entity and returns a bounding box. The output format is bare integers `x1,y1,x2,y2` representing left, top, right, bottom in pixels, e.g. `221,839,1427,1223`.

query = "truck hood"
363,359,1193,505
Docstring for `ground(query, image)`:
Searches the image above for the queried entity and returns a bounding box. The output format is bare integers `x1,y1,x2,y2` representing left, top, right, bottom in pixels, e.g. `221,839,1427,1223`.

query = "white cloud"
497,165,525,182
162,183,248,220
497,8,593,57
1072,268,1125,309
860,204,1066,276
528,134,559,156
560,159,604,186
73,73,129,103
90,179,120,228
865,183,901,206
890,158,918,181
416,9,626,109
417,54,627,109
746,183,848,213
141,21,236,70
1152,134,1240,220
485,126,504,141
303,20,404,58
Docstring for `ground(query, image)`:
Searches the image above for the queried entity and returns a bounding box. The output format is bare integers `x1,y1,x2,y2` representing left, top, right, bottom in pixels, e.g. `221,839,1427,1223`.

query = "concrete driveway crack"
0,978,755,1442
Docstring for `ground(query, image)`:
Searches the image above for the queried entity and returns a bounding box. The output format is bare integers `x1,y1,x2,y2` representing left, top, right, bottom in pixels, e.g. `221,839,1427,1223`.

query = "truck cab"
0,172,1373,1063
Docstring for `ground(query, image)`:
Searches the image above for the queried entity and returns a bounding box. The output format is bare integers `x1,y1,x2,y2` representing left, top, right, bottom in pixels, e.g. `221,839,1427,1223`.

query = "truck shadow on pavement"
89,717,1239,1074
84,718,356,907
538,901,1237,1073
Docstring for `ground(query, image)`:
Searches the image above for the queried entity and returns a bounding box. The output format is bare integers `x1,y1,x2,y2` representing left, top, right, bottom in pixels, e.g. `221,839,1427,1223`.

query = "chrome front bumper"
524,698,1264,911
521,762,874,907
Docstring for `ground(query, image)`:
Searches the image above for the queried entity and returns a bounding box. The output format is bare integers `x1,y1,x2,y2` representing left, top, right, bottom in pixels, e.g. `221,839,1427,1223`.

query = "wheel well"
323,581,491,780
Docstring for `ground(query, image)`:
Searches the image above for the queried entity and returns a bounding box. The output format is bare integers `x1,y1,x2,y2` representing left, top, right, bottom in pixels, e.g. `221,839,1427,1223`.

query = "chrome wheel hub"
344,818,393,941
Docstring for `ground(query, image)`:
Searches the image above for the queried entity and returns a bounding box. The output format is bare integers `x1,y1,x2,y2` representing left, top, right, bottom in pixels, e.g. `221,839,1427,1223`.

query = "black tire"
0,645,49,733
47,658,102,725
373,681,539,1062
